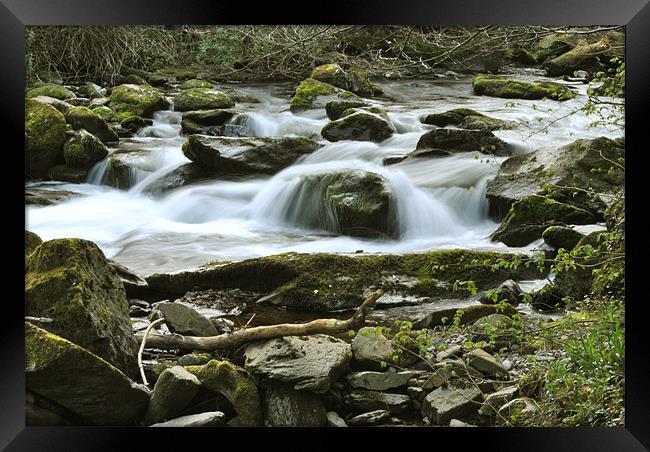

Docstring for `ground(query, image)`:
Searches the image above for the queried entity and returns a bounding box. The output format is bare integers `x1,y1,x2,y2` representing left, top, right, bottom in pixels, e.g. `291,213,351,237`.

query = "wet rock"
27,84,76,100
421,386,483,425
244,335,352,393
150,411,225,427
347,409,390,426
121,115,153,132
415,128,511,156
351,327,416,371
26,322,149,425
108,84,169,122
25,238,140,377
158,302,219,337
180,109,235,135
321,110,395,142
65,106,119,143
173,88,235,111
48,165,88,183
326,411,348,427
478,386,519,416
491,195,596,246
140,162,212,195
325,99,367,120
290,78,361,112
382,154,407,166
464,348,508,378
185,360,262,426
25,230,43,257
346,370,426,391
25,187,80,206
422,108,514,131
63,129,108,170
485,137,624,219
145,366,201,424
182,135,319,176
25,99,67,180
263,382,327,426
477,279,522,306
542,225,585,250
472,74,575,101
345,390,411,414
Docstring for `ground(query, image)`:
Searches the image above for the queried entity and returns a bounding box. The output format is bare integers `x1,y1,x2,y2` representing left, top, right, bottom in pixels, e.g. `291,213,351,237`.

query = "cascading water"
26,77,624,275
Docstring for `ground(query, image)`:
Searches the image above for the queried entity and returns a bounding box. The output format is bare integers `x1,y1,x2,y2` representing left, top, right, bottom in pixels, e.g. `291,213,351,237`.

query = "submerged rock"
25,238,140,377
25,322,149,425
422,108,515,131
415,128,511,156
181,135,319,176
25,99,67,180
173,88,235,111
244,335,352,393
290,78,361,112
472,74,575,101
140,162,212,195
263,382,327,426
108,84,168,121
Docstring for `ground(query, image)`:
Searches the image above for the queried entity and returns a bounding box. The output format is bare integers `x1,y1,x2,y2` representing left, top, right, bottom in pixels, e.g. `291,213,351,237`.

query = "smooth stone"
149,411,225,427
145,366,201,424
347,409,390,426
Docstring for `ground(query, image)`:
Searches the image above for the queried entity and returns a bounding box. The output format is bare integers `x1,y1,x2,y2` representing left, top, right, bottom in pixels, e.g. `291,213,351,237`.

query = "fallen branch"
136,289,384,352
138,318,165,386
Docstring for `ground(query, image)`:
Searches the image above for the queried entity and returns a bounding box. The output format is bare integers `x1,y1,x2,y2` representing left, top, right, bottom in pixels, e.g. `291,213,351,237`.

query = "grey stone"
145,366,201,424
326,411,348,427
478,386,519,416
347,410,390,426
464,348,509,378
158,302,219,337
244,335,352,394
436,344,464,362
449,419,477,427
263,382,327,426
149,411,226,427
497,397,538,418
352,327,416,371
346,370,426,391
421,386,483,425
345,390,411,414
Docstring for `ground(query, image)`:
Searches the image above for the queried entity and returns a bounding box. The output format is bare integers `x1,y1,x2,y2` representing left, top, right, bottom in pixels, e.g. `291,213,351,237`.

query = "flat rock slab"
464,348,508,379
346,370,427,391
347,410,390,426
345,390,411,414
150,411,226,427
244,335,351,394
422,386,483,425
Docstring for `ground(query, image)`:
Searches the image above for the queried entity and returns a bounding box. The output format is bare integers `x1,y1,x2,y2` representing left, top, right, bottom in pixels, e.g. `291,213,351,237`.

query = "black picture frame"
4,0,649,449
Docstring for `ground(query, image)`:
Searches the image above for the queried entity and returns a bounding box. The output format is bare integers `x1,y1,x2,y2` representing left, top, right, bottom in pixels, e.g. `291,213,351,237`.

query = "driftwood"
135,289,384,352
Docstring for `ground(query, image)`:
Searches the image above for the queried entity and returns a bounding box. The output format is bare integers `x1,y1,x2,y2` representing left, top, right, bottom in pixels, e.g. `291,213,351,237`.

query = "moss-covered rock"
541,225,585,250
486,137,624,219
422,108,515,131
25,238,140,378
310,64,382,98
472,74,576,101
27,84,76,101
542,38,612,76
77,82,104,99
491,195,596,247
173,88,234,111
25,99,67,180
415,128,511,156
321,110,395,142
25,322,149,425
31,96,73,115
120,115,153,132
325,99,367,120
108,84,168,121
25,230,43,257
185,360,262,426
91,105,113,121
143,249,540,311
348,66,384,97
65,106,119,143
181,135,319,175
63,129,108,169
140,162,212,195
510,47,538,66
289,78,360,112
180,109,235,135
179,79,213,90
310,64,349,89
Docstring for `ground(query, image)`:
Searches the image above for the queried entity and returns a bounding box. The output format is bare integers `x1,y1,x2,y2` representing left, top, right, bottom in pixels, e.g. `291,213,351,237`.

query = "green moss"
25,230,43,257
472,74,576,101
290,78,337,112
65,106,119,143
63,129,108,169
108,84,167,119
173,88,235,111
179,79,213,90
25,98,67,179
27,84,75,100
92,105,113,121
185,360,262,426
311,64,344,80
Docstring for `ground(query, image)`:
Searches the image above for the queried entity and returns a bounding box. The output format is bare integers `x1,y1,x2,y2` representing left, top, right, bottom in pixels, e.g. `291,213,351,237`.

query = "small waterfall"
87,158,110,184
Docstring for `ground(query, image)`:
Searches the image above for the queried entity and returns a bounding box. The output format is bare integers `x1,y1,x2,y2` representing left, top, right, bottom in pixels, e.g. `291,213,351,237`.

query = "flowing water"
26,76,623,276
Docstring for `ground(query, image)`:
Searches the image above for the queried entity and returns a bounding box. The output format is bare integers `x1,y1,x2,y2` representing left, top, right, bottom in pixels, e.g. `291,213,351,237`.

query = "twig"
138,318,165,387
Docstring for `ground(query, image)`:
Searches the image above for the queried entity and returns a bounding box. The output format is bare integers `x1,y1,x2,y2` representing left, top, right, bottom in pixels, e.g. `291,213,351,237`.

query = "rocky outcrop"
472,74,576,101
25,322,149,425
414,128,511,156
25,238,140,377
25,99,67,180
173,88,235,111
181,135,319,176
244,335,352,393
485,137,624,219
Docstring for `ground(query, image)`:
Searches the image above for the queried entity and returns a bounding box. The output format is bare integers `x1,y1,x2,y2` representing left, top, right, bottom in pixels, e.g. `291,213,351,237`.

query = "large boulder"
262,382,327,426
289,78,362,112
157,301,219,337
145,366,201,424
491,195,596,247
31,96,73,115
181,135,319,176
108,84,168,121
321,109,395,142
25,99,67,180
472,74,576,101
63,129,109,170
542,225,585,250
543,38,613,76
325,99,368,120
185,360,262,426
414,128,511,156
422,108,515,131
173,88,235,111
77,82,104,99
486,137,624,219
25,322,149,425
421,385,483,425
25,238,140,377
243,335,352,394
310,64,382,98
180,109,235,135
27,84,76,101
